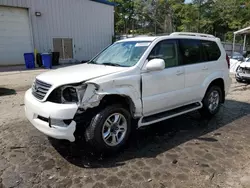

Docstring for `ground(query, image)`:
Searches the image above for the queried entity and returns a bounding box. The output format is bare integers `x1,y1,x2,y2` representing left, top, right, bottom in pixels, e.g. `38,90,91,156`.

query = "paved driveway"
1,69,250,188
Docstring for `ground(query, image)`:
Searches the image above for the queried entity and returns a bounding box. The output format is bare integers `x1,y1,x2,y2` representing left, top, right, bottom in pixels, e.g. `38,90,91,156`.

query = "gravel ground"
1,69,250,188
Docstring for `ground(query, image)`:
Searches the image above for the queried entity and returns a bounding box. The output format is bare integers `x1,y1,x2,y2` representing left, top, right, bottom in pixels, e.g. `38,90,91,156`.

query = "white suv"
25,32,231,152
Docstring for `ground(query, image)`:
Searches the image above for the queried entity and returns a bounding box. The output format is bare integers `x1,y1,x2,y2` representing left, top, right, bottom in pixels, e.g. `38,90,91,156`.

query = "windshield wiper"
102,62,124,67
87,60,97,64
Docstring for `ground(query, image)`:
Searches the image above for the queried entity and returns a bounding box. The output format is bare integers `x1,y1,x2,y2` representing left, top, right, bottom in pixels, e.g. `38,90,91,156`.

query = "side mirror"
146,59,165,72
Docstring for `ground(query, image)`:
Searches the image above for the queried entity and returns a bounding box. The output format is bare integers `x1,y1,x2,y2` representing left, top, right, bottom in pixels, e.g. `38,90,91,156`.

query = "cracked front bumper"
236,72,250,81
24,89,78,142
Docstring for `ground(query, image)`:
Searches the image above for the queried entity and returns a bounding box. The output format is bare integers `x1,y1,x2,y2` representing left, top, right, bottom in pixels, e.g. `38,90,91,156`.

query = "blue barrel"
23,53,35,69
41,53,52,69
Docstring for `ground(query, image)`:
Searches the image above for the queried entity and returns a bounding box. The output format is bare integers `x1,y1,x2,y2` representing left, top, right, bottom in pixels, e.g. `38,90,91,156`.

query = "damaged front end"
47,82,103,112
26,82,105,142
236,65,250,81
47,83,99,106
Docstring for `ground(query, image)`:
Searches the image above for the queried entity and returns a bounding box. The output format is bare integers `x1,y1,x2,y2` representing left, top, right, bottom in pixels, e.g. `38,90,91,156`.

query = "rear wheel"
200,85,222,118
84,104,131,153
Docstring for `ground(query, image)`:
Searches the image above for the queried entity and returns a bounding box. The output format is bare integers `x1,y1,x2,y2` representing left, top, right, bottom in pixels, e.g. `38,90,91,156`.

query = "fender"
200,70,224,98
81,75,143,117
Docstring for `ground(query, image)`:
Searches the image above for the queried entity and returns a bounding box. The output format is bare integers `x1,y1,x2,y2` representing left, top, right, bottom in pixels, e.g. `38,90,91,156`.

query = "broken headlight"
48,84,87,104
237,67,242,72
62,87,78,103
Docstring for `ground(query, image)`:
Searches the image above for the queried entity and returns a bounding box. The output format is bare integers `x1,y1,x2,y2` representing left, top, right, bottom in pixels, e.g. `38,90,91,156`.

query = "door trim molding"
138,102,202,127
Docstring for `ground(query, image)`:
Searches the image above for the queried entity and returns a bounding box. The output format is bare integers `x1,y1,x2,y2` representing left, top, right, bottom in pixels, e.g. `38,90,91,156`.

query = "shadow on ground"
0,88,16,96
50,99,250,169
231,83,250,92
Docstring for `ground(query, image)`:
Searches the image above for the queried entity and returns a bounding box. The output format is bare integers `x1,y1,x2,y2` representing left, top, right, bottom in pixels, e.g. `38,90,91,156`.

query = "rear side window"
201,40,221,61
179,39,203,65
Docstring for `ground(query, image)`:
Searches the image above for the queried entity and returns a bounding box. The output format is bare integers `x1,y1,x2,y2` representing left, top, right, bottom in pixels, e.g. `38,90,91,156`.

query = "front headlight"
62,87,78,103
48,84,87,104
237,67,243,73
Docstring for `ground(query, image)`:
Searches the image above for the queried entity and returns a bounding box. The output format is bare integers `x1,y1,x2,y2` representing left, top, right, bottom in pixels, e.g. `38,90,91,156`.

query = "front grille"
32,79,52,100
242,68,250,74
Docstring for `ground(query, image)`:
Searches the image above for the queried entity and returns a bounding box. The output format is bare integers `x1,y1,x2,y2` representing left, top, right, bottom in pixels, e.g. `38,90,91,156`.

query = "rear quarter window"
201,40,221,61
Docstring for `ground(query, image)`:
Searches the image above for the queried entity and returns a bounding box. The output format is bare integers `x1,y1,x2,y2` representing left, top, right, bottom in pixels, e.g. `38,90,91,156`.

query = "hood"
230,58,240,63
239,61,250,68
36,63,126,86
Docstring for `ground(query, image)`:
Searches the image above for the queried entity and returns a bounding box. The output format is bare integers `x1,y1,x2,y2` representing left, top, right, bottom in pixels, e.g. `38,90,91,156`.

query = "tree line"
111,0,250,42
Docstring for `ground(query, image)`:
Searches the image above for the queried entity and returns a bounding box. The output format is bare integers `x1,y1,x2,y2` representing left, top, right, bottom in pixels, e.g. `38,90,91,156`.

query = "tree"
111,0,135,34
111,0,250,42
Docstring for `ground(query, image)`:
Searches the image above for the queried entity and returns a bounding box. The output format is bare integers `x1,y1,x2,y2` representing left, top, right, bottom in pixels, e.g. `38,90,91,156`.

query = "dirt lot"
1,69,250,188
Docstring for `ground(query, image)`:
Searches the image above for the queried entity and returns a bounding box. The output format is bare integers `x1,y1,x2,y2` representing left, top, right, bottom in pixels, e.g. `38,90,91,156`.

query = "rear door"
179,39,209,103
180,39,221,103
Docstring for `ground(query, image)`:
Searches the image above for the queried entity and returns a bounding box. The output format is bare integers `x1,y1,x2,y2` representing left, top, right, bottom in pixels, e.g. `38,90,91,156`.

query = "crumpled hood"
239,61,250,68
36,63,126,86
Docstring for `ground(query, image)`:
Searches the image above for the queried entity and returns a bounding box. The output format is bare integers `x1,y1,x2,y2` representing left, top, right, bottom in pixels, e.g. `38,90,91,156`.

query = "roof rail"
170,32,215,38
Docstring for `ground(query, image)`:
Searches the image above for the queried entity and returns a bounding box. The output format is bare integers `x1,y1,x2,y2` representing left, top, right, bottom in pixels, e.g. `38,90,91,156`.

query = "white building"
0,0,115,65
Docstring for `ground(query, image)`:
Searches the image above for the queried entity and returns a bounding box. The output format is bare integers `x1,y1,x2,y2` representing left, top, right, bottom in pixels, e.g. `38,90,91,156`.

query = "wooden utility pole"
197,0,202,32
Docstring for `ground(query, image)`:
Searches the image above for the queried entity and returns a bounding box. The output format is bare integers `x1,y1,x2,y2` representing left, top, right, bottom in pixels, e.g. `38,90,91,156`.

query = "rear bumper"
24,89,78,142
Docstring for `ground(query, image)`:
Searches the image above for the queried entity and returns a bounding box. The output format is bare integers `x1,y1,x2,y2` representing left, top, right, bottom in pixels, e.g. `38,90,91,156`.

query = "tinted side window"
149,40,179,68
201,40,221,61
179,39,203,65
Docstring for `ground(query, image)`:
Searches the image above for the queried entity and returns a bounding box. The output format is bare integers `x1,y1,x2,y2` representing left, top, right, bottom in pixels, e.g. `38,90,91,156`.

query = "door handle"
202,67,208,70
176,70,184,75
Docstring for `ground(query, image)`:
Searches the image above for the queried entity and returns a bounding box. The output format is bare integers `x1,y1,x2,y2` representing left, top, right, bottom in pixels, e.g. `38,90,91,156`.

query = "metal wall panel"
0,0,114,62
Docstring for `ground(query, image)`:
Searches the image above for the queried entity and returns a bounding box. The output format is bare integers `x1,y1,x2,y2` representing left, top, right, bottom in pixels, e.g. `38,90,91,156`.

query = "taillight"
226,54,230,69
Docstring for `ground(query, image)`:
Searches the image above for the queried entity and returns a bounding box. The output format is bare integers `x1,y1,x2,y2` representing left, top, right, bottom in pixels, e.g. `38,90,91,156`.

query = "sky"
185,0,192,3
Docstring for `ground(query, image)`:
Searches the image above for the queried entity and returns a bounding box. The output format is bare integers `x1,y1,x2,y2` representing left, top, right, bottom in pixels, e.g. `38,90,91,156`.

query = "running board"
138,102,203,127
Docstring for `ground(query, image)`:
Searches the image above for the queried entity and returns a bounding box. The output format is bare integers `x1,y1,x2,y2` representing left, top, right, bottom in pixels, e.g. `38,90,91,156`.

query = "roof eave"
234,26,250,35
90,0,116,6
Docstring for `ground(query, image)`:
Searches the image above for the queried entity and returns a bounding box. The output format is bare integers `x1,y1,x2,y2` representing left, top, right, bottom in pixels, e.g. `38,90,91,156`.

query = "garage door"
0,6,33,65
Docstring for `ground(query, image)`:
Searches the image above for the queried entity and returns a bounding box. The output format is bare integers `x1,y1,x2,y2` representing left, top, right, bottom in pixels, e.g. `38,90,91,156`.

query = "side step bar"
138,102,203,127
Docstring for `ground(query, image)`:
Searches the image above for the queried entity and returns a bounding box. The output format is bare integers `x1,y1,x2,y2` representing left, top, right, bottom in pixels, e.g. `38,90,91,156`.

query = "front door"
141,39,185,116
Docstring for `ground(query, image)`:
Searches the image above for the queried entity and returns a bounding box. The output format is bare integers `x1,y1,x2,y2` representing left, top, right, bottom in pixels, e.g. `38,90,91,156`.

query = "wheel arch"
204,78,225,103
99,94,137,118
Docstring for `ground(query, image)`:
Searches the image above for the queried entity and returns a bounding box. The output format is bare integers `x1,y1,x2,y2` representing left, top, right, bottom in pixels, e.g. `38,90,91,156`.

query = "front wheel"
200,85,222,118
84,104,131,153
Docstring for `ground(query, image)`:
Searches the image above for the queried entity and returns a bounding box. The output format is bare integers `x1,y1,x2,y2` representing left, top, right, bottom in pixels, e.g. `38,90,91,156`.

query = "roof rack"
170,32,215,38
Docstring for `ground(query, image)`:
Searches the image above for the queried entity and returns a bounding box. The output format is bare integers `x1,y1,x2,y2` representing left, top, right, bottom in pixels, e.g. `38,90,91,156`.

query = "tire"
200,85,222,118
84,104,131,153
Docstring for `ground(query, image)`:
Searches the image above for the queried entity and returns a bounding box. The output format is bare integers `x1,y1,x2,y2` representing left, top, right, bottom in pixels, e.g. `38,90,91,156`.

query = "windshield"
90,41,151,67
